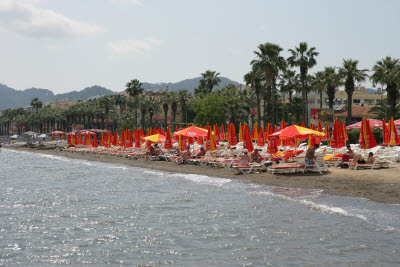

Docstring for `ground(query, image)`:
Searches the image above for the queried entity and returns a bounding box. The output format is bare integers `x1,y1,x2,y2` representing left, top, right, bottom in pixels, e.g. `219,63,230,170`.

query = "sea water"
1,149,399,266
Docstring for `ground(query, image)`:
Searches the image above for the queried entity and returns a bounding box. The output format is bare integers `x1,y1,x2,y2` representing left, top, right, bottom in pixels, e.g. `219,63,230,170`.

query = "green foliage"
346,129,383,144
193,93,227,126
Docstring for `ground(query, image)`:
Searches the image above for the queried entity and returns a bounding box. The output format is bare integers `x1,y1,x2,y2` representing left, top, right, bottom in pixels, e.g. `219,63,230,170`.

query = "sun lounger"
350,159,390,170
232,162,268,174
267,164,305,174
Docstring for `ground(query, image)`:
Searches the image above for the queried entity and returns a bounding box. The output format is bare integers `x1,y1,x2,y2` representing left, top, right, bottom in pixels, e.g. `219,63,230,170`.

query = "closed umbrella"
359,118,377,149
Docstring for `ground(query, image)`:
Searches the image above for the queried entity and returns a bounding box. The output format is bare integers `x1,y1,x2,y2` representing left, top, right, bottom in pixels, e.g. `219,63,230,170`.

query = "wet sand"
7,145,400,204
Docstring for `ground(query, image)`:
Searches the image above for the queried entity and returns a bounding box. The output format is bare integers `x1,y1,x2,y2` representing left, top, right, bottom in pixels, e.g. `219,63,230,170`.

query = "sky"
0,0,399,94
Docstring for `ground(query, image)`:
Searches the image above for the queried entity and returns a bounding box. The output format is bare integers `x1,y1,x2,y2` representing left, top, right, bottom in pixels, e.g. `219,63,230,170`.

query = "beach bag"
340,163,349,168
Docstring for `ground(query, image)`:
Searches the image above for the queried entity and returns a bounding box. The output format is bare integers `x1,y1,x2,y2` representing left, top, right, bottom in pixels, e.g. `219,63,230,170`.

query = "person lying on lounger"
146,143,156,156
154,144,164,156
194,147,206,158
251,149,263,163
351,152,375,165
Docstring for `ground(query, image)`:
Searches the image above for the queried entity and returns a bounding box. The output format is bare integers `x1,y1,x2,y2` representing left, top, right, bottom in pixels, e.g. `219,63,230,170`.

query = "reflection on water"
1,149,400,266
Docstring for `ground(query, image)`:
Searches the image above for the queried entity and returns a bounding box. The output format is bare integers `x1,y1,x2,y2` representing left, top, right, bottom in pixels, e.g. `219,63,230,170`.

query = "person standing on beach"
305,144,319,165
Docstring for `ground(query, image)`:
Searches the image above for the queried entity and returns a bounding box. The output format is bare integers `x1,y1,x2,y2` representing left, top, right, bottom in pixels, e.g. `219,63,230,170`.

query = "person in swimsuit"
305,144,319,165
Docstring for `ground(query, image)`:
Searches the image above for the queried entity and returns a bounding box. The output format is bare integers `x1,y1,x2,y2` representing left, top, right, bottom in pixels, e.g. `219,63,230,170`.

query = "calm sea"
1,149,400,266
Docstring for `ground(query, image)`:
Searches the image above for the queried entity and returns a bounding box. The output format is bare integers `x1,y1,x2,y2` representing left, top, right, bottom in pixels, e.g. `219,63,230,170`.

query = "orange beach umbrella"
388,117,400,146
269,125,325,141
174,126,208,137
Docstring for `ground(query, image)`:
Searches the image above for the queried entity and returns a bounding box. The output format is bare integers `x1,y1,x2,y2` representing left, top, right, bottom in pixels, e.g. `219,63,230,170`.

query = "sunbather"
154,144,163,156
146,143,156,156
251,149,263,163
194,147,206,158
240,149,251,162
351,152,375,165
305,144,319,165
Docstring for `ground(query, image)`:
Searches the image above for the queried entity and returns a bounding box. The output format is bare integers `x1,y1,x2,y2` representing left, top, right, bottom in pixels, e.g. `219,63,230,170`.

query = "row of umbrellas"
347,119,400,130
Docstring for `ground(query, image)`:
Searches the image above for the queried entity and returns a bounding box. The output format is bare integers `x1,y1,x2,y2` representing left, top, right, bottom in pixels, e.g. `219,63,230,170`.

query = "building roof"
322,104,346,111
335,106,372,117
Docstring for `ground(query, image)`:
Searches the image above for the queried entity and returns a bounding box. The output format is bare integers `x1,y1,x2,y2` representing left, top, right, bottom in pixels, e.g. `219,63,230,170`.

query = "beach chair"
267,163,305,174
298,152,329,174
350,158,390,170
232,161,268,174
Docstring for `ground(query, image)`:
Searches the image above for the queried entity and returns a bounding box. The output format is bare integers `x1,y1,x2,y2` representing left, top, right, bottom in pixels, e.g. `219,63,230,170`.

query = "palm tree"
244,68,263,126
138,94,149,129
279,69,299,124
338,59,368,125
125,79,144,127
113,94,127,115
287,42,319,124
98,96,113,129
148,97,160,127
169,91,178,126
369,99,400,120
161,91,171,131
322,67,342,108
311,71,325,109
370,57,400,119
178,89,190,123
199,70,221,94
287,96,303,124
251,42,286,125
30,97,43,114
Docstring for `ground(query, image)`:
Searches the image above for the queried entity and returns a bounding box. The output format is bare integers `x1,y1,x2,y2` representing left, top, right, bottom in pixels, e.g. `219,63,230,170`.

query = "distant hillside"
0,84,55,110
142,77,241,93
52,85,115,102
0,84,115,110
0,76,240,110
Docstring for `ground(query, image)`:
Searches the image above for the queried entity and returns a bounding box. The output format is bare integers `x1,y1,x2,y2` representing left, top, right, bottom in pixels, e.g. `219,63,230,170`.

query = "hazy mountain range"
0,84,115,110
0,77,240,110
141,77,240,92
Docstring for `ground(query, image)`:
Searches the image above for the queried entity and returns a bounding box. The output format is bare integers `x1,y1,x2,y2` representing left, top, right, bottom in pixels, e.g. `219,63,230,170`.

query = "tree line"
1,42,400,135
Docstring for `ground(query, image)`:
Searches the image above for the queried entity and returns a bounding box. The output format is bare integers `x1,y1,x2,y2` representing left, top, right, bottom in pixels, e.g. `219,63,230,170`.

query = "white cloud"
0,0,103,38
108,37,163,57
111,0,144,7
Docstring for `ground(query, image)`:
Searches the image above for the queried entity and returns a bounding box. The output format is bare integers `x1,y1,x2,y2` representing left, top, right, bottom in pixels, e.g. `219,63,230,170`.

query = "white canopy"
38,134,47,138
11,134,18,139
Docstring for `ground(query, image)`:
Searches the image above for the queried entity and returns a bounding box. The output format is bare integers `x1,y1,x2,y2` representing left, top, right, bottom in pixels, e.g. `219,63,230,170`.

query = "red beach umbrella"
243,124,254,152
331,119,345,149
323,122,330,141
257,127,265,147
220,125,225,140
382,119,389,145
92,134,98,147
164,126,173,149
359,118,378,149
341,120,349,142
251,123,259,141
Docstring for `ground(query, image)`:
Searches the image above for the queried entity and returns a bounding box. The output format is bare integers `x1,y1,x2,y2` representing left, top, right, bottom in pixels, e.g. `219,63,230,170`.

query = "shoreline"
6,146,400,204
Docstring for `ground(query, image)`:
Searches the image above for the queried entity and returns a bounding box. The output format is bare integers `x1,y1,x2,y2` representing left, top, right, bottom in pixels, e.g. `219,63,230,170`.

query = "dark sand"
7,145,400,204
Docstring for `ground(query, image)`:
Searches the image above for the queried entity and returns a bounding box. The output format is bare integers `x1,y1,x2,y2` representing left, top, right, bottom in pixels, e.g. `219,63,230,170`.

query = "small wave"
39,154,72,162
143,170,165,176
172,173,231,186
300,200,368,221
249,189,367,221
105,165,128,170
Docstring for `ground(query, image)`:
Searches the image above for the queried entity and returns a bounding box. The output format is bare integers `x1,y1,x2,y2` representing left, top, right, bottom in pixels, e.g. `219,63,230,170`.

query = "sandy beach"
6,145,400,204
